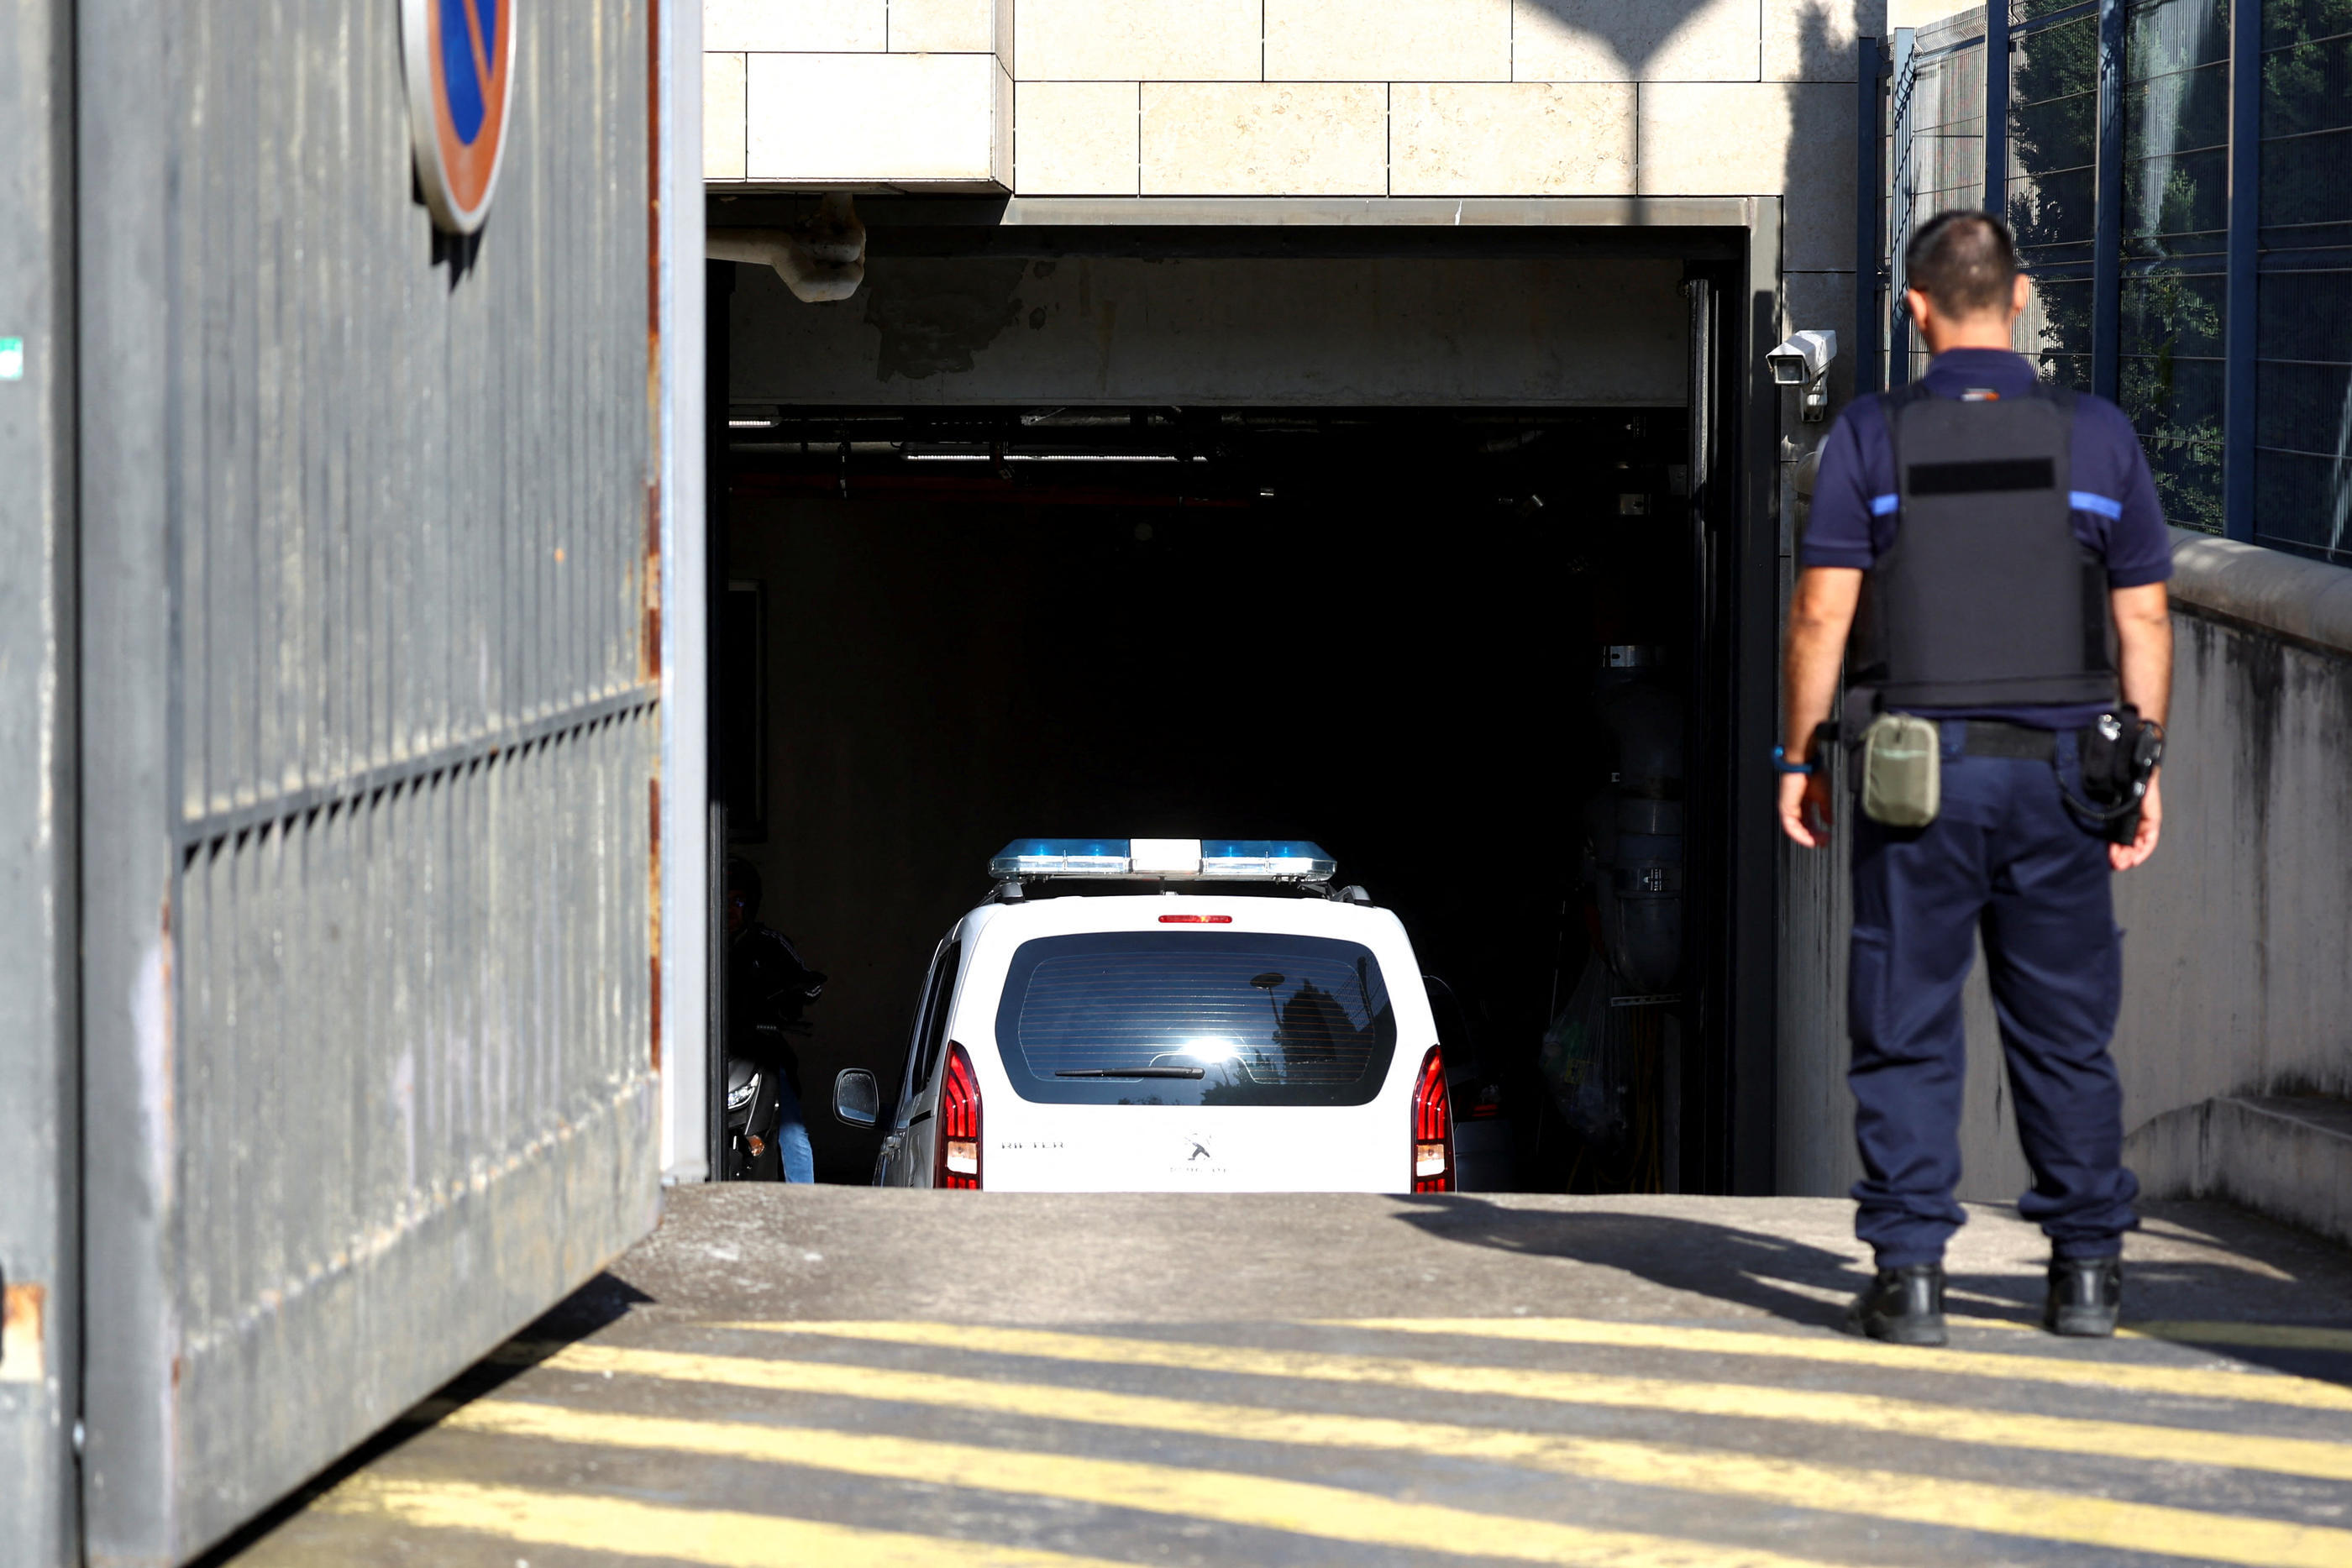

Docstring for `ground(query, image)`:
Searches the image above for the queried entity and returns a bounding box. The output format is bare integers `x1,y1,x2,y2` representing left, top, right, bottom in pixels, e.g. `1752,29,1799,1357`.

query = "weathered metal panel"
169,716,659,1533
0,1,81,1563
76,0,664,1560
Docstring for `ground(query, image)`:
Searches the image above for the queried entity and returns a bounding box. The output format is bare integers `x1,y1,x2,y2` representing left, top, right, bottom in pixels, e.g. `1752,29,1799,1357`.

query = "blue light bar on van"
1200,840,1337,879
989,837,1336,883
990,839,1131,878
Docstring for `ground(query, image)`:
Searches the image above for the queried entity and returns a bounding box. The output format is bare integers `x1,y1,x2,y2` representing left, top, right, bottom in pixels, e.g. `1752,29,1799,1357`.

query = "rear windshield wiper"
1054,1066,1205,1079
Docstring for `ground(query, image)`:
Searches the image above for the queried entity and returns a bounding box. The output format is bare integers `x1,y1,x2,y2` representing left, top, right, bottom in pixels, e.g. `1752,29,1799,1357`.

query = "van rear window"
995,931,1396,1106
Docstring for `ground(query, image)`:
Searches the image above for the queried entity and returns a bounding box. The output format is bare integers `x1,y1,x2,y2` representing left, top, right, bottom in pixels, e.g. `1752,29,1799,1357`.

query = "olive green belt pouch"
1859,712,1941,827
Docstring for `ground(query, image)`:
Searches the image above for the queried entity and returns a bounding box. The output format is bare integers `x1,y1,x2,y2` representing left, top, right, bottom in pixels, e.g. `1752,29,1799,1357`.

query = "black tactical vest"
1850,381,2119,710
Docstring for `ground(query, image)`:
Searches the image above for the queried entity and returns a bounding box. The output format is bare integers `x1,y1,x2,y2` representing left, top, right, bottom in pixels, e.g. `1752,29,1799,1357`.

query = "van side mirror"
833,1067,882,1129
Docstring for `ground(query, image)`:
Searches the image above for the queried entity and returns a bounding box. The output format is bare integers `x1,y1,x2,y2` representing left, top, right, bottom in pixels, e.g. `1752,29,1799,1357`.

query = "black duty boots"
2045,1254,2124,1337
1845,1262,1948,1346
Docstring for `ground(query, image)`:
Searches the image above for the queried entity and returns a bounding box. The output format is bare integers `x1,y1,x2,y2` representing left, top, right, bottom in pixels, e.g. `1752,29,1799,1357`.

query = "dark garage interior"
711,402,1734,1192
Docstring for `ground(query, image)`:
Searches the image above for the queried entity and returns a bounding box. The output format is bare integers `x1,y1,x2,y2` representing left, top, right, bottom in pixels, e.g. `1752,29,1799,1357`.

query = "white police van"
832,838,1462,1193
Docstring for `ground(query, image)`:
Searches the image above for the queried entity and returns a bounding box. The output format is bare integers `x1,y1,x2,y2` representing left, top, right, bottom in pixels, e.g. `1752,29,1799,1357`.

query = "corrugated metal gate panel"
169,1,653,827
171,716,656,1531
76,0,663,1559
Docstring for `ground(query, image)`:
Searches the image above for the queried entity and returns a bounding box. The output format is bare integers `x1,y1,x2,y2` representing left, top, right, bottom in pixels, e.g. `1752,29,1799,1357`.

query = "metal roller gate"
25,0,689,1559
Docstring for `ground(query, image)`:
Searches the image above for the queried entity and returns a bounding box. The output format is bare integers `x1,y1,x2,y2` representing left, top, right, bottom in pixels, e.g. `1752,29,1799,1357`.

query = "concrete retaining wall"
2128,1096,2352,1250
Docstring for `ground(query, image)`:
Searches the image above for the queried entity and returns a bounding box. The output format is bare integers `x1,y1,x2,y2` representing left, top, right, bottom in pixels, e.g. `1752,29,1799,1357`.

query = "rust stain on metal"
643,489,662,682
0,1282,45,1382
643,0,667,1079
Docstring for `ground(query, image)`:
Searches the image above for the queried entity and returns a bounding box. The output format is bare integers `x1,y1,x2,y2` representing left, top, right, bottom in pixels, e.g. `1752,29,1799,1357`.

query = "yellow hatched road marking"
711,1322,2352,1480
315,1474,1142,1566
2128,1322,2352,1355
444,1397,1895,1568
1331,1316,2352,1412
511,1341,2352,1567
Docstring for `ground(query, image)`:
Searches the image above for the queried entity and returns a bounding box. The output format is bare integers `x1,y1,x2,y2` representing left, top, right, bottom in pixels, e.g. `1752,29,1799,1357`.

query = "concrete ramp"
219,1189,2352,1568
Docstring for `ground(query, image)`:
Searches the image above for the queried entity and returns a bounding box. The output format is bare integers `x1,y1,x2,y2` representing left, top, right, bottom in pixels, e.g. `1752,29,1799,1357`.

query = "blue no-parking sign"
402,0,515,234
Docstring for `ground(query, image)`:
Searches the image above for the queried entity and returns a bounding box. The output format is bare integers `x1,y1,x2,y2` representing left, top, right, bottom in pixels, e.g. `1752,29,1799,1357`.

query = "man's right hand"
1779,768,1835,848
2109,770,2162,871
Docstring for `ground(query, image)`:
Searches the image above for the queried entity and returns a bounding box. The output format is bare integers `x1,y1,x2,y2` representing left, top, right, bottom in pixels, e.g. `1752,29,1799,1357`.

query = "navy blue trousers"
1848,721,2139,1267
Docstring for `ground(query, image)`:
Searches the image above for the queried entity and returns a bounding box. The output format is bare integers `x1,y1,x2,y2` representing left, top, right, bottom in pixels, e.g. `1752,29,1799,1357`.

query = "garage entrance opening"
716,403,1728,1193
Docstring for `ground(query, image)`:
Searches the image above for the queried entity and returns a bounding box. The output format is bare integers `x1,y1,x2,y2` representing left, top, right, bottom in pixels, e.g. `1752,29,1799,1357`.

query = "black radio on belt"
2075,706,2165,844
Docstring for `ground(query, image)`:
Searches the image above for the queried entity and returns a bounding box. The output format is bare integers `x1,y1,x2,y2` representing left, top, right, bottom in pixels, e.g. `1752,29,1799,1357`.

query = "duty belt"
1961,720,2059,760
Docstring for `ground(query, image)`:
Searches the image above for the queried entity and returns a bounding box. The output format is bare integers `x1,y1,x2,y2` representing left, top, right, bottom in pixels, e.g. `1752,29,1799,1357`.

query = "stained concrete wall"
729,252,1692,406
1778,531,2352,1219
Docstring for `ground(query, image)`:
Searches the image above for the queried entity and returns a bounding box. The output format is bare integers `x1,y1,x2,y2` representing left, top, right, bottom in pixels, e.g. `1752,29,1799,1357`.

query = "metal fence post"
1856,36,1886,396
1985,2,2011,215
1888,28,1919,386
2092,0,2126,401
2222,0,2260,542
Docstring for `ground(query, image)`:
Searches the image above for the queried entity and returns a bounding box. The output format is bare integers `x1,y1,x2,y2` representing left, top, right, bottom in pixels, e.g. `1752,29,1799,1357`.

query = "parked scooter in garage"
724,1017,820,1181
725,857,827,1182
723,1053,784,1180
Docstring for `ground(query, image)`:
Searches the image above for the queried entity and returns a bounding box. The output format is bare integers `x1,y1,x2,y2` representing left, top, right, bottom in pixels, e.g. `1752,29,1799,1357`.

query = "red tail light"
936,1041,983,1190
1410,1046,1454,1193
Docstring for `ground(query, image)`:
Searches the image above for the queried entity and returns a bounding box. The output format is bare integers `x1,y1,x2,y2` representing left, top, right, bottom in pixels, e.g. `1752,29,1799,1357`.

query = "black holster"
2075,706,2165,844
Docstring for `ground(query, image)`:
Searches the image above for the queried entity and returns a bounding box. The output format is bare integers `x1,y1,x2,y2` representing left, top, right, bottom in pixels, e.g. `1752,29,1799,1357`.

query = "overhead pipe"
706,193,866,302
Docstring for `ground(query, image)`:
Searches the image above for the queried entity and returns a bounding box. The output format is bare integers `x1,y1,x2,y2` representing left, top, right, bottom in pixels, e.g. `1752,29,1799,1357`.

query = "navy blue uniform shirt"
1801,347,2172,729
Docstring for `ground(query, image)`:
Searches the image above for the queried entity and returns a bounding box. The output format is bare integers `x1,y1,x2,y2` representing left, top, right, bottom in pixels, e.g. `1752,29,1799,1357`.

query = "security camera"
1768,329,1836,385
1767,329,1839,422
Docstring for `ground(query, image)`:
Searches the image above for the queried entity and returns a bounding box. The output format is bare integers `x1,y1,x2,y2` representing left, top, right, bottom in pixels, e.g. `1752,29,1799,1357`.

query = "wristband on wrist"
1772,744,1814,776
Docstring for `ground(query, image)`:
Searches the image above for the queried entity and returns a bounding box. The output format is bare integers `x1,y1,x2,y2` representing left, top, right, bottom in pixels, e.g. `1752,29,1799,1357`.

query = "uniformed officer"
1777,210,2175,1345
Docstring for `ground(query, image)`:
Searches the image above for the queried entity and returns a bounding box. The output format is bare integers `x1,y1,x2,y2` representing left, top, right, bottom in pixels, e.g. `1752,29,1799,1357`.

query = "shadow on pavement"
188,1274,657,1566
2122,1201,2352,1385
1385,1197,1870,1329
1384,1195,2352,1384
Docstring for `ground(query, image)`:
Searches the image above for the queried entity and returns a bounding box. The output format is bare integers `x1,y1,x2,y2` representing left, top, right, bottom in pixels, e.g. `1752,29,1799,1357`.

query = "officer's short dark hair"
1904,210,2019,317
725,855,762,920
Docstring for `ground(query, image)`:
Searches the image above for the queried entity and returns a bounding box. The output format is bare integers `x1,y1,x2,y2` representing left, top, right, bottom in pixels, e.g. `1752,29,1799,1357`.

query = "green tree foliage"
2119,0,2229,527
2254,0,2352,554
2006,12,2100,377
1923,0,2351,543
